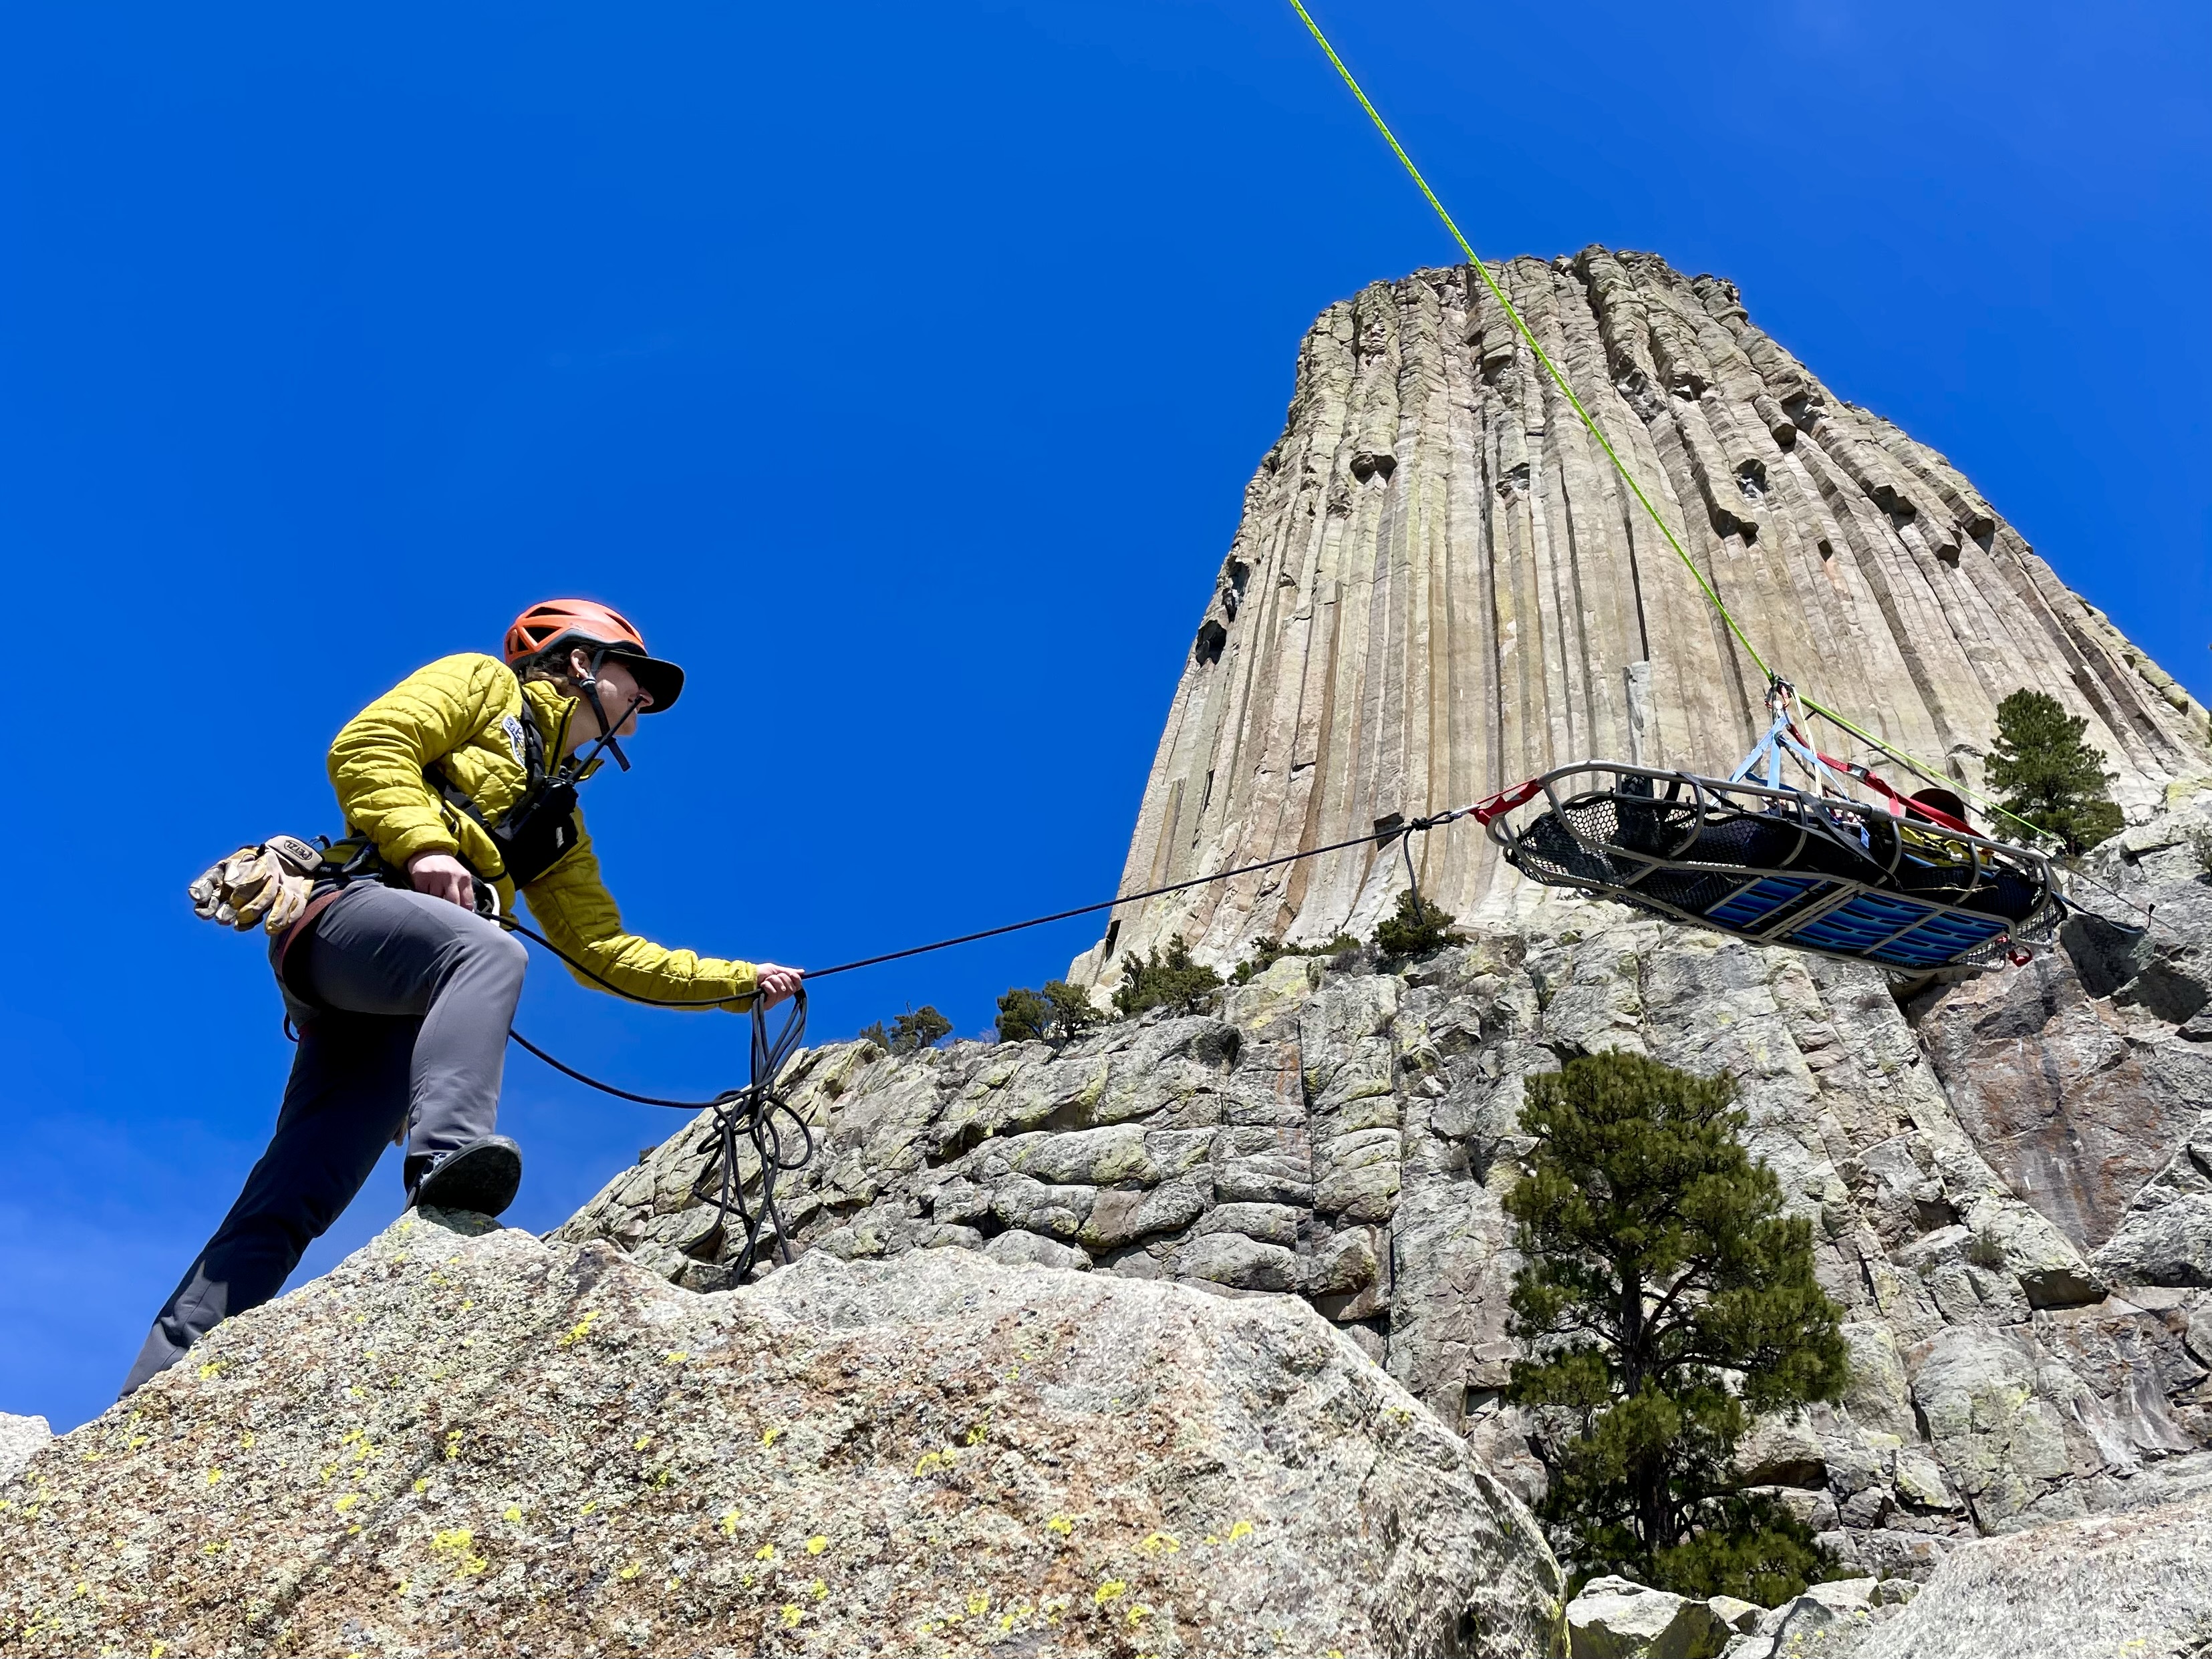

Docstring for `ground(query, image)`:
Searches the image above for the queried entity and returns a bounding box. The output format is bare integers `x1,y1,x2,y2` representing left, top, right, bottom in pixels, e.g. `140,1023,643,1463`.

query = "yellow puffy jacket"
325,652,757,1011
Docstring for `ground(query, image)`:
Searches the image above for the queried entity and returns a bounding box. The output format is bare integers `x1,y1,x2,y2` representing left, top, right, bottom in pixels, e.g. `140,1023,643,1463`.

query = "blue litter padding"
1705,875,1821,931
1784,893,2006,969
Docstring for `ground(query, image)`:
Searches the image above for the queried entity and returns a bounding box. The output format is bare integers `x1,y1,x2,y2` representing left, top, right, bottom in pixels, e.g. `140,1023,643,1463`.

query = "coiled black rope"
495,915,814,1279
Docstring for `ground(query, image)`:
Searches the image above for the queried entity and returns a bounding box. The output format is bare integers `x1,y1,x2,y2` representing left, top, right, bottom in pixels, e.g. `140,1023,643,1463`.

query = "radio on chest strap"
424,698,583,887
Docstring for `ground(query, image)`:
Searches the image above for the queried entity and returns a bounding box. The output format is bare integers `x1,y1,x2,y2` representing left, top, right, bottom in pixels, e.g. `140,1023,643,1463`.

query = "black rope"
799,813,1464,980
492,812,1460,1275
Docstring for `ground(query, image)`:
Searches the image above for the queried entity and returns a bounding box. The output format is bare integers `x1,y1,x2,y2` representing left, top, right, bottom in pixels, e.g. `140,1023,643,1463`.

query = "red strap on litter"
1810,747,1977,836
1472,780,1544,824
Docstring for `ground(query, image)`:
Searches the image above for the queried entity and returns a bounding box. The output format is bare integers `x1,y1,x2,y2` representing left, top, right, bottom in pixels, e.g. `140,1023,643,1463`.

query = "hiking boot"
407,1136,523,1218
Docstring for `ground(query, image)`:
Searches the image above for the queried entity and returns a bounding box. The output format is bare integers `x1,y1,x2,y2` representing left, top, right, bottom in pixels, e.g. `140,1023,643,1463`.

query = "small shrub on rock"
1231,933,1363,982
1111,937,1222,1018
1375,887,1456,956
995,979,1107,1043
867,1005,952,1056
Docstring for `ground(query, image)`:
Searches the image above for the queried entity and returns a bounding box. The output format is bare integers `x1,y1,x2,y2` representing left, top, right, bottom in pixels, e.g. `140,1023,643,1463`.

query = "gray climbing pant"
120,883,527,1396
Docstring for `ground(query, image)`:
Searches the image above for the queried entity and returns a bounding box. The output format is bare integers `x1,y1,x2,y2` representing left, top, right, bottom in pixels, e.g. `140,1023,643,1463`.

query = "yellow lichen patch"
617,1563,641,1581
429,1525,489,1576
412,1478,429,1495
720,1509,742,1538
1137,1531,1179,1556
912,1450,948,1477
197,1360,226,1380
633,1435,654,1452
663,1350,688,1365
204,1468,223,1486
1093,1580,1126,1606
754,1542,776,1563
240,1432,255,1451
334,1495,360,1513
503,1506,522,1523
809,1578,827,1602
963,1419,989,1447
558,1310,601,1348
151,1644,166,1658
580,1500,598,1515
1045,1515,1073,1535
966,1592,990,1616
1127,1604,1155,1627
443,1430,462,1461
1227,1518,1256,1541
760,1426,783,1448
127,1437,149,1451
652,1468,672,1488
805,1534,828,1555
779,1604,803,1628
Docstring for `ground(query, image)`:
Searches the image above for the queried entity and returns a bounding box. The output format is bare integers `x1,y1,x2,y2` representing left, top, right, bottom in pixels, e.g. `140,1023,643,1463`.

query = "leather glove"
188,842,317,935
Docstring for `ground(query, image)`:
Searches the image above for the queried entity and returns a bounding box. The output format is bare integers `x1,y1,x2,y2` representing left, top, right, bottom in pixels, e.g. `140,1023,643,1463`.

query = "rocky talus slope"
1077,249,2209,979
0,1212,1562,1657
563,799,2212,1591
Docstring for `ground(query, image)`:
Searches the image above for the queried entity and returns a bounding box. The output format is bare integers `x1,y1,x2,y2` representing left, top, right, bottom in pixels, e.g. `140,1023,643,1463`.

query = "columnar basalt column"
1073,249,2209,984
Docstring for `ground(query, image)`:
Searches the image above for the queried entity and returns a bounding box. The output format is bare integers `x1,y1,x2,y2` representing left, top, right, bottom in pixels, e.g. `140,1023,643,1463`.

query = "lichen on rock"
0,1211,1562,1656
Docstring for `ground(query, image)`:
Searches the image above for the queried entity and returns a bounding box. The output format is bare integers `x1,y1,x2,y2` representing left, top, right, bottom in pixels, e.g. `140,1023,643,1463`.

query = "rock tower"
1071,249,2207,982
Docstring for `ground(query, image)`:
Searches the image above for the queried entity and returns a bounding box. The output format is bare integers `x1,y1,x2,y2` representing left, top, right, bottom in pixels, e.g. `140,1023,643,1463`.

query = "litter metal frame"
1485,762,2066,973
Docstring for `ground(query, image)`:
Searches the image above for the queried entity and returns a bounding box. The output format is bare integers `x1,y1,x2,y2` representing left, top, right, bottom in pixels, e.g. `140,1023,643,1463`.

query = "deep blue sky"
3,1,2205,1430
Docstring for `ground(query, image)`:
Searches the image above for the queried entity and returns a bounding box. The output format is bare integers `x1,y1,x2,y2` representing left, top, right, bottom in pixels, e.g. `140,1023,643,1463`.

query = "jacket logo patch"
502,715,527,767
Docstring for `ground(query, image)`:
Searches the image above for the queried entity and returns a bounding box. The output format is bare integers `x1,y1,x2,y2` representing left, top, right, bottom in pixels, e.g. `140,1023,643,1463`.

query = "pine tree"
1505,1051,1848,1604
995,980,1107,1042
1111,937,1222,1018
994,987,1052,1043
885,1005,952,1054
1983,688,2122,854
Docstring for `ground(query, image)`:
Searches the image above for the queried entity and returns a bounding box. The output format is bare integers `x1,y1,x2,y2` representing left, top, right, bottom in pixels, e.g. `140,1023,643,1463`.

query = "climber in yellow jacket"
122,599,799,1395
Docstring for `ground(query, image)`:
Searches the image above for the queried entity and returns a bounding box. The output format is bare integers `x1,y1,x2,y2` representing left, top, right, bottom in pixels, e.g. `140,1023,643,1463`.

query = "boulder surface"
0,1211,1563,1657
1851,1495,2212,1659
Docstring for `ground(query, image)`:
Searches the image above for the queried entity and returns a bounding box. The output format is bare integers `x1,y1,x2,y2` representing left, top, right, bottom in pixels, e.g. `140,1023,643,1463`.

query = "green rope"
1284,0,2078,860
1802,696,2055,848
1284,0,1771,680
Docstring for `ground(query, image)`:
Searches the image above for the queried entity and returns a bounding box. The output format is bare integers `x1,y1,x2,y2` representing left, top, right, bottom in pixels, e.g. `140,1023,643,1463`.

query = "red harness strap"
1472,780,1545,825
1806,744,1977,836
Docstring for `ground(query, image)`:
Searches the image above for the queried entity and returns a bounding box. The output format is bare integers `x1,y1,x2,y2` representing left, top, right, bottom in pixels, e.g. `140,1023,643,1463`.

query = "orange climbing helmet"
503,598,685,713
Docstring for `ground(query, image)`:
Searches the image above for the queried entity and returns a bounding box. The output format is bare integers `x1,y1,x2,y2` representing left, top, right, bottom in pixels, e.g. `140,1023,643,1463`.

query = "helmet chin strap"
570,645,641,774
